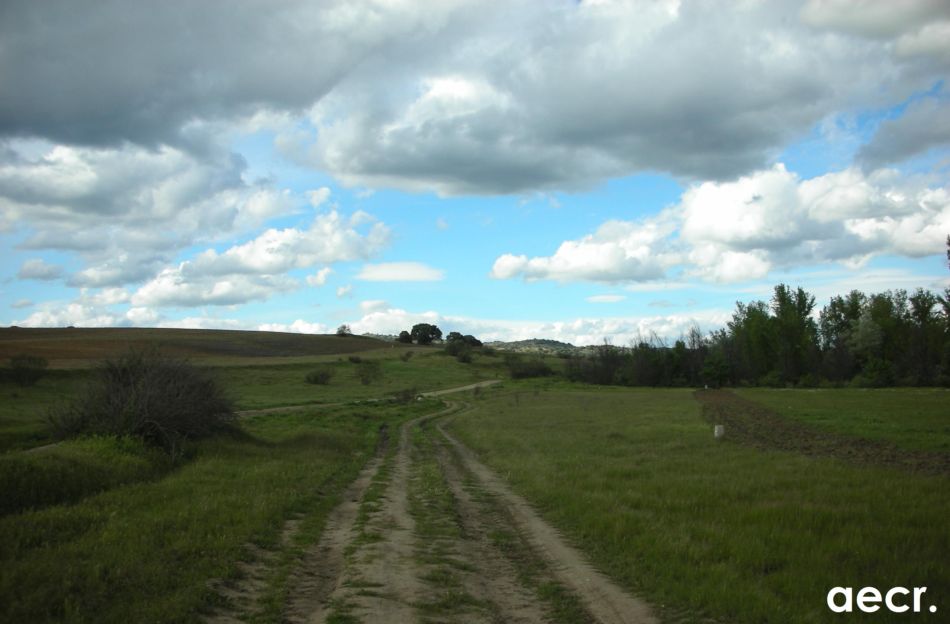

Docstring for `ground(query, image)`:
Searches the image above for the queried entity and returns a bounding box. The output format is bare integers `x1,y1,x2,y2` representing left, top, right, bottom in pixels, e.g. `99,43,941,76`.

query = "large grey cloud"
857,98,950,169
0,0,442,148
2,0,948,196
0,139,299,286
292,0,948,194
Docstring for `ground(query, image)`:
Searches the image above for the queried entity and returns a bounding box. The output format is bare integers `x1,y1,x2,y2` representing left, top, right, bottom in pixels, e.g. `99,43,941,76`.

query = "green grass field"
218,350,500,410
0,370,89,450
0,399,440,623
735,387,950,452
0,347,500,452
449,383,949,623
2,329,947,623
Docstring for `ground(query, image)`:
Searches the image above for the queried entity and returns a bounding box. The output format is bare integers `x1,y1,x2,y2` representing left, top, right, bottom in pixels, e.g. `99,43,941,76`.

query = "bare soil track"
696,389,950,475
210,395,657,623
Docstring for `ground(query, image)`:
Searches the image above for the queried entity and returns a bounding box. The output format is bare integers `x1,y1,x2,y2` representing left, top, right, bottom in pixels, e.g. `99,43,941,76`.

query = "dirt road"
277,400,657,624
234,380,501,418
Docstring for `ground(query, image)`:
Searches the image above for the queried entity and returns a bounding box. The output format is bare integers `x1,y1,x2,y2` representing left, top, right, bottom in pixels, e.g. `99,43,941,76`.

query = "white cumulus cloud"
357,262,445,282
492,164,949,285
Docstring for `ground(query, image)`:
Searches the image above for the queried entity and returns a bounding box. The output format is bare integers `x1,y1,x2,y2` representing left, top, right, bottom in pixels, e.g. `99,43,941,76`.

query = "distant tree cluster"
564,281,950,389
396,323,443,345
445,331,483,363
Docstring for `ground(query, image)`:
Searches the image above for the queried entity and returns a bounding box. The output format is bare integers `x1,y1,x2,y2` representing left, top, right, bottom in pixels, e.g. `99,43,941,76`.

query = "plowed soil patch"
696,389,950,475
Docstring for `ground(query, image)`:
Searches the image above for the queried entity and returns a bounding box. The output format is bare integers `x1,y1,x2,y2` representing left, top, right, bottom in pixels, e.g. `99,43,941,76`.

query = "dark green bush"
348,355,363,364
399,350,414,362
757,371,783,388
48,349,235,455
354,360,383,385
305,367,334,385
796,373,820,388
391,387,418,404
8,354,49,387
505,354,553,379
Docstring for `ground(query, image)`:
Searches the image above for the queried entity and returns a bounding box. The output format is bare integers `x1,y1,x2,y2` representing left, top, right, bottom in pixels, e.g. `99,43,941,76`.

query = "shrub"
305,367,334,385
399,350,414,362
348,355,363,364
354,360,383,385
391,387,418,404
852,357,892,388
796,373,820,388
505,354,553,379
757,370,783,388
8,354,48,387
446,341,474,362
48,348,235,455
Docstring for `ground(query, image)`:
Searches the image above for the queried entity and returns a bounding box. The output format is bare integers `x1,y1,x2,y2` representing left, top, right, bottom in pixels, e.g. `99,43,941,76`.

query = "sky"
1,0,949,345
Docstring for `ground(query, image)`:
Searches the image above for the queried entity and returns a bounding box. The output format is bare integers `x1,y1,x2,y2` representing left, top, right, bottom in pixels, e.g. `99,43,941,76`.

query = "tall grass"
0,401,434,623
0,436,171,516
735,387,950,452
449,385,949,623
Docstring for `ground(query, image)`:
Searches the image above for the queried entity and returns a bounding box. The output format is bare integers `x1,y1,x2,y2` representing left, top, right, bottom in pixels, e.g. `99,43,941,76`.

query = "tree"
397,330,412,344
770,284,818,383
701,349,729,388
818,290,865,381
908,288,940,384
410,323,442,345
336,324,352,337
445,332,482,354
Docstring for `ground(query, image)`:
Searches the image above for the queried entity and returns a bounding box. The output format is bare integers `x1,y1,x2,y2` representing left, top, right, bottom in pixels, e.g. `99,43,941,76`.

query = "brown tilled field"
0,327,388,368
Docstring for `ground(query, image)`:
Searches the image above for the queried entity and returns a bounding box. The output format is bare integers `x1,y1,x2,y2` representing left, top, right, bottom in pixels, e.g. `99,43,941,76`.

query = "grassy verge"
0,401,430,623
221,351,501,410
0,436,172,516
734,387,950,452
0,371,89,451
448,385,949,623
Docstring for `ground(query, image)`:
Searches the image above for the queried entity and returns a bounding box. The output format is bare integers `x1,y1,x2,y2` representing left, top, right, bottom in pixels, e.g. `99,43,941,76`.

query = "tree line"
566,282,950,389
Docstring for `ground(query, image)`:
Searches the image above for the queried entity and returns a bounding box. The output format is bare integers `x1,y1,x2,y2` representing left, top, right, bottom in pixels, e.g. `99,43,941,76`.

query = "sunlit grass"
735,387,950,452
449,385,949,623
0,401,433,623
219,351,501,410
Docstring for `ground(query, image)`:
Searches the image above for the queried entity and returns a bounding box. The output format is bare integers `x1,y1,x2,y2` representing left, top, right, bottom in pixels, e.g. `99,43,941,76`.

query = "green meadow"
1,398,442,623
735,387,950,453
1,330,947,623
449,383,949,624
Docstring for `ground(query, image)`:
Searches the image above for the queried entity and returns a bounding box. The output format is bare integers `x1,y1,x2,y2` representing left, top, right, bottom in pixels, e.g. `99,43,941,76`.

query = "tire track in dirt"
207,425,390,624
411,415,554,623
436,406,658,624
284,390,655,623
696,389,950,475
283,425,391,623
311,408,439,623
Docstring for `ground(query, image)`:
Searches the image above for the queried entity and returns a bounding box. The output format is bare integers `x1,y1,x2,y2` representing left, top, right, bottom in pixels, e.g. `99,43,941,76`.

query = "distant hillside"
0,327,387,366
486,338,578,355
